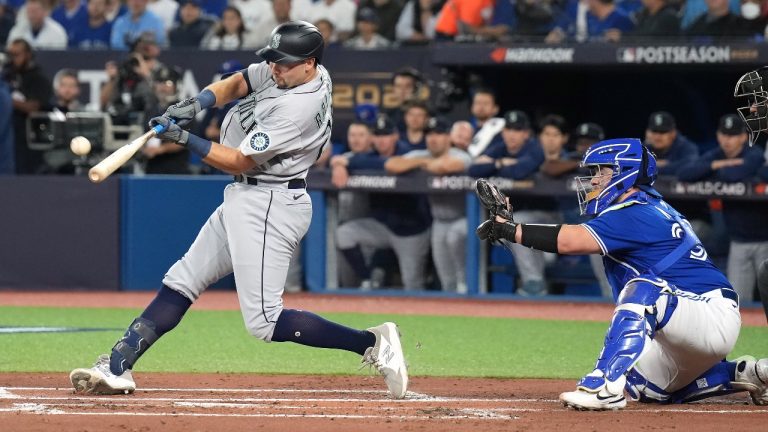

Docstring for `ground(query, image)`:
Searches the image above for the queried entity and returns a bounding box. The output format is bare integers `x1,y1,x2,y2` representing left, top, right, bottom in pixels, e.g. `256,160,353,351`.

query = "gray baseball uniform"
163,62,332,341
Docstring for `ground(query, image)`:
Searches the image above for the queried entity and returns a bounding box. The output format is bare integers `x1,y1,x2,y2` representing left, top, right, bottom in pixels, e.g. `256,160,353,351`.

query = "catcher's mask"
734,67,768,145
575,138,659,216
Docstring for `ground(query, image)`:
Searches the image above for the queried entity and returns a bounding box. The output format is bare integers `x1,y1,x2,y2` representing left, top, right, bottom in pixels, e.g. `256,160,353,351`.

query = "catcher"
475,138,767,410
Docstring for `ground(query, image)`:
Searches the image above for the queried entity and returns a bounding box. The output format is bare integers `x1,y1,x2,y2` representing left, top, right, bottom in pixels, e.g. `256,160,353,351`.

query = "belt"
233,175,306,189
719,288,739,305
656,288,738,331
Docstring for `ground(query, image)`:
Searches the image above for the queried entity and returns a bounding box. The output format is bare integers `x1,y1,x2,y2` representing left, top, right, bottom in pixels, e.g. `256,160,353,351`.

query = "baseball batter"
476,138,767,410
69,21,408,399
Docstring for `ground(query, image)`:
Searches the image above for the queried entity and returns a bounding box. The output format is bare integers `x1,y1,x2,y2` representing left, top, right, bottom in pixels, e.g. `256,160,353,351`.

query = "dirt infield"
1,291,766,431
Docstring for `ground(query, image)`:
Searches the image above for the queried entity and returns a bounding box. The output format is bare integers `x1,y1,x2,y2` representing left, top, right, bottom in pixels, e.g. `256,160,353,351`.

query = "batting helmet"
575,138,659,216
256,21,324,64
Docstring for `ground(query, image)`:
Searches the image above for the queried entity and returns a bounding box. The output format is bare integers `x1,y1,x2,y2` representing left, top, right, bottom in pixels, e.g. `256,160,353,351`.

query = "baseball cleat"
69,354,136,395
363,322,408,399
559,388,627,411
733,356,768,405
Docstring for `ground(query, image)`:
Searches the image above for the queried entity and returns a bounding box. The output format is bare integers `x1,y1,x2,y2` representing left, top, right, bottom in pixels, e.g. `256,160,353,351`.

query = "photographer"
100,32,169,126
141,66,190,174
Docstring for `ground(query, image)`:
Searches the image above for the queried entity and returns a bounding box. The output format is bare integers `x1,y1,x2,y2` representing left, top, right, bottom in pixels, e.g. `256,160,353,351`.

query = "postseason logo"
250,131,271,152
617,46,732,64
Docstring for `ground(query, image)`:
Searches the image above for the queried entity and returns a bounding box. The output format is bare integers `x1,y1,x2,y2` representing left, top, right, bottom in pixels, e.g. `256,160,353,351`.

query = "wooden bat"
88,123,166,183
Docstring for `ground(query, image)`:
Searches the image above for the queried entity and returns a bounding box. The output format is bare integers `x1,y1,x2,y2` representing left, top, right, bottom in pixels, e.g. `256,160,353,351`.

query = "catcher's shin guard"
581,279,670,389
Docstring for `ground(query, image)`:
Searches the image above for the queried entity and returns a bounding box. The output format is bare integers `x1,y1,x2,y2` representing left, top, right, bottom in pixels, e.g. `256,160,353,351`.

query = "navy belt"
233,175,306,189
720,288,739,305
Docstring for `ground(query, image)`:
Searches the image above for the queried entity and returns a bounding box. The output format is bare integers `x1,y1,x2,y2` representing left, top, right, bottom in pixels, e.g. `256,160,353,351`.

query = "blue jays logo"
250,132,270,152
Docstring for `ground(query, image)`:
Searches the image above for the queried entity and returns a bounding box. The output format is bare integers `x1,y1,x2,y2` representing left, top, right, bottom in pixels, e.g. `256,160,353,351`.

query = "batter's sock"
109,285,193,375
340,246,370,281
271,309,376,355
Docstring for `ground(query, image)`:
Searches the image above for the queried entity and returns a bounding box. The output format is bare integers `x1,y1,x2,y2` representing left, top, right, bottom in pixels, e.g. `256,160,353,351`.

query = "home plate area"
0,374,766,432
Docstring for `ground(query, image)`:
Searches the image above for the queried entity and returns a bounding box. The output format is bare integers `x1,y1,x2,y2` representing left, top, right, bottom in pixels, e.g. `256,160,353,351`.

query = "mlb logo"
696,378,708,388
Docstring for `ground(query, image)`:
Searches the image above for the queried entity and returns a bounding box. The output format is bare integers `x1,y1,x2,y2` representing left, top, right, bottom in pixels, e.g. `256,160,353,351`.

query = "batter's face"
270,59,315,89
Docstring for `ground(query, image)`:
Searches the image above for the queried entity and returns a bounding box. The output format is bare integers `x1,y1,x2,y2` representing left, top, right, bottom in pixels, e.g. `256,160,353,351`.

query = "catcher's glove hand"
476,218,518,243
475,179,514,221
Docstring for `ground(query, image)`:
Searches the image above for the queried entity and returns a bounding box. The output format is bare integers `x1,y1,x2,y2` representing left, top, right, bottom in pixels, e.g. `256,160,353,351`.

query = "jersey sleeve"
582,209,645,256
403,149,430,159
244,62,272,91
238,114,302,166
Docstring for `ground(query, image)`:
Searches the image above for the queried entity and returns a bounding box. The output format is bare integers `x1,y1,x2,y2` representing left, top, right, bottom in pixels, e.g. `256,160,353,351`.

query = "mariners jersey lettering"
582,192,732,300
220,62,332,181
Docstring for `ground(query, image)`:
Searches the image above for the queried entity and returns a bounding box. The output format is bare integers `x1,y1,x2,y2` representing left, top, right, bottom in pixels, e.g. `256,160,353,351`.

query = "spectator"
230,0,272,33
382,67,423,134
142,66,190,174
69,0,112,49
546,0,634,43
400,99,429,150
335,115,431,290
51,0,87,42
198,0,227,18
110,0,166,49
360,0,405,41
314,18,337,46
680,0,740,30
466,88,504,157
51,68,82,113
434,0,495,40
385,116,472,292
0,77,13,174
678,114,767,303
102,32,168,125
344,7,391,48
644,111,698,176
169,0,215,47
147,0,179,33
395,0,441,42
306,0,357,39
449,120,474,151
0,1,13,47
491,0,561,40
105,0,126,21
468,110,544,179
740,0,768,38
249,0,293,47
201,6,259,49
2,39,52,173
685,0,750,37
624,0,680,40
7,0,68,48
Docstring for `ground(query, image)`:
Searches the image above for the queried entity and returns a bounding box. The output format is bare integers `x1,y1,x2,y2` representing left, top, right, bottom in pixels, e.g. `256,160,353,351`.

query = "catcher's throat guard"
734,67,768,145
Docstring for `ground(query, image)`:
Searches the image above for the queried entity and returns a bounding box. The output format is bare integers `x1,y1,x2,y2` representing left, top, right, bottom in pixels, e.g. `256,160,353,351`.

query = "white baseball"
70,136,92,156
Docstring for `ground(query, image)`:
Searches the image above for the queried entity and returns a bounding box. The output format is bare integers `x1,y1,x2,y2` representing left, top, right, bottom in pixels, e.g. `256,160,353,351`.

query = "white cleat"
69,354,136,395
734,356,768,406
560,388,627,411
363,322,408,399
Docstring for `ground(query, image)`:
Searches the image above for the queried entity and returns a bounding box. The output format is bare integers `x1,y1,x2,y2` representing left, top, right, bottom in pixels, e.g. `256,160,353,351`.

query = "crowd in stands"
2,0,768,299
3,0,768,50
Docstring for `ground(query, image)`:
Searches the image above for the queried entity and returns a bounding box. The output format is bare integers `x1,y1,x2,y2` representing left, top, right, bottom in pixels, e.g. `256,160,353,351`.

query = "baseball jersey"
405,147,472,221
220,62,332,182
582,191,732,300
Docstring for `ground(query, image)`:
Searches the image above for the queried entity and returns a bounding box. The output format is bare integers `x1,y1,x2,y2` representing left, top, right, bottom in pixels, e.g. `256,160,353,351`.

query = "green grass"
0,306,766,379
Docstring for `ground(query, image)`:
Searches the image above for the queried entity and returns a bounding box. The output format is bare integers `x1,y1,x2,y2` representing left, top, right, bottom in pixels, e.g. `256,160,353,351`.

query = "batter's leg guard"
562,279,671,410
109,317,159,375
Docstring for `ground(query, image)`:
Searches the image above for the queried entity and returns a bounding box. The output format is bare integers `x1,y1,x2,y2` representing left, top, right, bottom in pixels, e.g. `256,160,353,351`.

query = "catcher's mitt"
476,218,517,243
475,179,514,220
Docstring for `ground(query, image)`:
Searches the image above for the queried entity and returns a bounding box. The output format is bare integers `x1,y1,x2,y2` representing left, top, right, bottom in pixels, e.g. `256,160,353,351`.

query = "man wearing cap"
384,116,473,292
644,111,698,177
678,113,768,304
572,122,605,157
169,0,215,47
335,114,432,290
110,0,166,50
468,110,544,180
344,7,390,49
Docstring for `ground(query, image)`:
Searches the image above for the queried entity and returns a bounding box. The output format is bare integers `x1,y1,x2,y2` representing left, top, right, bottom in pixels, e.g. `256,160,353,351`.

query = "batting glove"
149,116,189,145
162,89,216,126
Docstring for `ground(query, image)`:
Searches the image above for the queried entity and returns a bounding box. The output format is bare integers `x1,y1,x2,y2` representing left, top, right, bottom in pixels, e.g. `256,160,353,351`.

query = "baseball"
70,136,92,156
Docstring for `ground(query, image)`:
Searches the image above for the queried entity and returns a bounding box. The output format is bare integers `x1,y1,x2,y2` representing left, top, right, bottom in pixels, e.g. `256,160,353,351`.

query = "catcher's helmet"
734,67,768,144
575,138,659,216
256,21,324,64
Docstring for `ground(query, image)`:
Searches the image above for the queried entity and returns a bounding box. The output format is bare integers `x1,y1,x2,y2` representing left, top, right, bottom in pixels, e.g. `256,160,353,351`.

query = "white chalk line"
0,389,18,399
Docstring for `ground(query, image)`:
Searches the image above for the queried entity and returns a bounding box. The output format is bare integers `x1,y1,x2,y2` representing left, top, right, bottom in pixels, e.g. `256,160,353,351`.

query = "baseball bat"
88,123,166,183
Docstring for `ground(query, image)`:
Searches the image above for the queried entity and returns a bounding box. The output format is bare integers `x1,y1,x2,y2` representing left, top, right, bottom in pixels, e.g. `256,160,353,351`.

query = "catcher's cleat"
733,356,768,405
363,322,408,399
559,388,627,411
475,179,514,220
70,354,136,395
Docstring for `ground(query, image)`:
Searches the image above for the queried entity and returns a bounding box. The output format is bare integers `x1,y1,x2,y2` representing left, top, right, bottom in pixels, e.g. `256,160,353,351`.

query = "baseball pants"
431,217,467,293
727,241,768,302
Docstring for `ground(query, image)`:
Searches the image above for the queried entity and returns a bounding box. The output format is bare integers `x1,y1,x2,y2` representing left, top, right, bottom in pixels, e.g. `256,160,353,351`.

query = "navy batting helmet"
256,21,324,64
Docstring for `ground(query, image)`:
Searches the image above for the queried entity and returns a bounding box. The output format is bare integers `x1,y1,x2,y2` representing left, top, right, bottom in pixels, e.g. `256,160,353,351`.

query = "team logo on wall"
250,132,271,152
271,34,281,49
